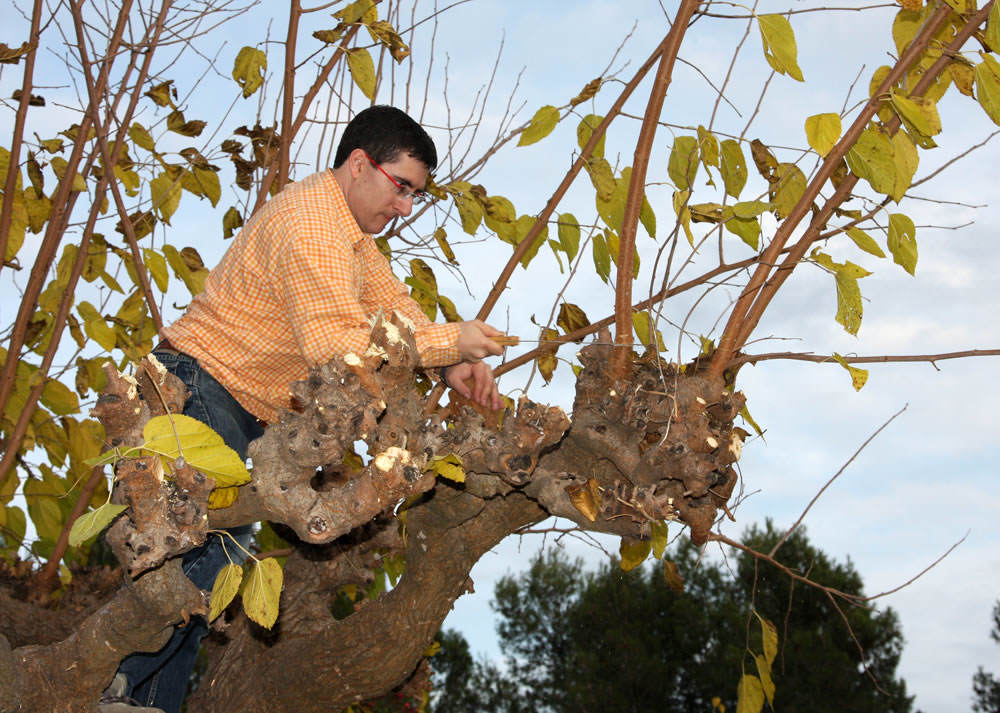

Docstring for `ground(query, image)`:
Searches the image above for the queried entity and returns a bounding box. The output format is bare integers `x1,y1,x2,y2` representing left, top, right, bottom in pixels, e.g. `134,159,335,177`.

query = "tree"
433,524,913,713
972,600,1000,713
0,1,998,711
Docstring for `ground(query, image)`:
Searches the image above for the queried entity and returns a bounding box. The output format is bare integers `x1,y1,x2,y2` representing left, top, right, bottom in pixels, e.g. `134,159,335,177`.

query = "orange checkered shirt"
163,170,461,423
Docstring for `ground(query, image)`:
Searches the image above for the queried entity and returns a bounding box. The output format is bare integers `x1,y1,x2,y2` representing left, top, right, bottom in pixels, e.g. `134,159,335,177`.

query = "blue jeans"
117,350,264,713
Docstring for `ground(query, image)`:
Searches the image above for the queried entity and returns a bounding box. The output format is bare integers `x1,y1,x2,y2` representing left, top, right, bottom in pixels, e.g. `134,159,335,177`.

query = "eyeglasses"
363,151,429,204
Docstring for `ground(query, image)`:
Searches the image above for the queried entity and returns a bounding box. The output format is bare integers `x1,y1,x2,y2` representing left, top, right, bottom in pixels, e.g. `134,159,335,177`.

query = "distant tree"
972,600,1000,713
432,523,914,713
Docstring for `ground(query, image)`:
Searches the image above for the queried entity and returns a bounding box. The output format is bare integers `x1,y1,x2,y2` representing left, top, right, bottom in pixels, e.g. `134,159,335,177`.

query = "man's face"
350,151,430,234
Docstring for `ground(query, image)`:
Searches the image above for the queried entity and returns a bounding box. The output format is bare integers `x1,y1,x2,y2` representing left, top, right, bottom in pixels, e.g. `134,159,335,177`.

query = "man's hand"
457,320,504,362
443,361,503,410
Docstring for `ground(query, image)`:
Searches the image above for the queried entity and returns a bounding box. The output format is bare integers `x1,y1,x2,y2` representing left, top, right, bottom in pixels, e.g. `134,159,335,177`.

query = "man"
100,106,505,713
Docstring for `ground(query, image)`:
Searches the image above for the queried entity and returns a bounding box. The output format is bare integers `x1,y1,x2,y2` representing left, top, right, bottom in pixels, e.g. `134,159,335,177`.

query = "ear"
348,148,367,179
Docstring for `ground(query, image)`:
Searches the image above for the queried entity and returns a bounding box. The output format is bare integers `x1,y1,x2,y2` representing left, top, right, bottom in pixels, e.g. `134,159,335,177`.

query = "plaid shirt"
163,170,460,422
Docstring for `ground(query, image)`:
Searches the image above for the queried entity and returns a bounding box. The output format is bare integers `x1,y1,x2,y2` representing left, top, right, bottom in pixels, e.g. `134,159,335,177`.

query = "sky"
3,1,999,711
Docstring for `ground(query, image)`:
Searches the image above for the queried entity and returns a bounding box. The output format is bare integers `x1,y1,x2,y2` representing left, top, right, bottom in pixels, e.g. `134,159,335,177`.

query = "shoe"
97,674,166,713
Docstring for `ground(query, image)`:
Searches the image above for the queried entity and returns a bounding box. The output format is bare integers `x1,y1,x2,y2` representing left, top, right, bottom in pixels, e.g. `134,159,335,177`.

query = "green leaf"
668,136,699,191
68,503,127,547
240,557,283,629
757,14,803,81
24,477,64,544
618,537,651,572
142,414,251,488
650,520,668,560
347,48,377,100
736,674,765,713
639,194,656,238
697,125,719,168
720,139,747,199
832,352,869,391
232,46,267,99
519,105,560,146
427,452,464,483
805,112,841,157
631,310,665,351
673,190,694,246
209,563,244,621
887,213,917,275
845,126,896,196
557,213,580,262
845,227,885,258
163,244,208,296
975,54,1000,125
405,258,438,320
576,114,605,158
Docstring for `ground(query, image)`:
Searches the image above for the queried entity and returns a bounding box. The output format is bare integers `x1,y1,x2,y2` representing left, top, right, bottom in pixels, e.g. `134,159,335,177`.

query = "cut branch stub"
562,340,745,544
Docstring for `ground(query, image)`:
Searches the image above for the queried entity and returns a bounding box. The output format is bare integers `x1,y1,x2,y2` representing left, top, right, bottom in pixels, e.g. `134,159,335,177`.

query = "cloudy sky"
4,1,999,711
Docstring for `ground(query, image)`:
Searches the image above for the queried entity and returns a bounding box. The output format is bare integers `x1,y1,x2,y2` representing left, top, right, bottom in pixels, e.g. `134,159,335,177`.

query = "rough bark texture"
0,315,744,712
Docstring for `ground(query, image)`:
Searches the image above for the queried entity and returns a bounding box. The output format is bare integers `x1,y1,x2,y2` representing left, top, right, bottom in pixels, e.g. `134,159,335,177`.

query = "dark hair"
333,105,437,170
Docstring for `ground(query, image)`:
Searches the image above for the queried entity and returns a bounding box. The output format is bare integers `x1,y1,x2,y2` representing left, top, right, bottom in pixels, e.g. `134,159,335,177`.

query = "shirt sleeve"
356,236,461,367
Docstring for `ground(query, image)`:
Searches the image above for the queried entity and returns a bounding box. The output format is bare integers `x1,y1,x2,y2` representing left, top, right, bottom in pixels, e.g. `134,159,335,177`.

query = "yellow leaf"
987,1,1000,53
586,157,616,201
347,48,376,100
557,302,589,337
811,250,871,336
150,173,182,224
434,227,456,264
845,126,895,196
975,54,1000,126
719,139,747,199
770,163,806,219
428,453,465,483
650,520,668,559
209,563,244,621
232,46,267,99
753,654,776,706
208,486,239,509
576,114,605,158
41,378,79,416
832,352,869,391
142,248,169,292
736,674,765,713
804,112,841,157
890,91,941,137
844,227,885,258
950,60,975,97
668,136,699,191
697,125,720,167
619,537,651,572
129,122,156,152
662,558,684,592
68,503,127,547
240,557,283,629
452,190,482,236
519,105,560,146
887,213,917,275
754,611,779,665
890,130,918,203
566,478,601,522
557,213,580,262
757,14,803,81
142,414,251,488
50,157,86,192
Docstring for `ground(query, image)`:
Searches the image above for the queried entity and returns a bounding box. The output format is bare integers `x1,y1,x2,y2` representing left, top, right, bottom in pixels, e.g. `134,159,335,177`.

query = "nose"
395,193,414,216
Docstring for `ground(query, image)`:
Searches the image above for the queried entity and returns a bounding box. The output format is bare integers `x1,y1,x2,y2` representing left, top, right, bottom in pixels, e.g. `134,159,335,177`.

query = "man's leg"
112,350,264,713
